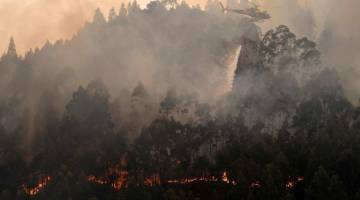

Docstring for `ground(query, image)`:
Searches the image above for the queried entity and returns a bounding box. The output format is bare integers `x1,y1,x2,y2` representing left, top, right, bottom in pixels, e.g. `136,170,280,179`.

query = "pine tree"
93,8,106,25
128,0,140,14
7,37,17,57
108,7,117,21
132,82,148,98
119,3,127,17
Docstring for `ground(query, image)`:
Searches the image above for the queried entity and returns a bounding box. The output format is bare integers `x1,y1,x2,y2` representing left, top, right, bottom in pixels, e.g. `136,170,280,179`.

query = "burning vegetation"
285,176,304,189
0,0,359,200
21,170,306,198
86,159,129,191
22,176,51,196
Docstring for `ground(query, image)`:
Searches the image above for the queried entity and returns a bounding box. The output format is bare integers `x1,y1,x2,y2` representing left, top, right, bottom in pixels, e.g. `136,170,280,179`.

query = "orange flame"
88,169,128,191
87,158,129,190
167,176,217,184
145,174,161,186
286,176,304,189
166,171,233,185
21,170,305,197
111,170,129,190
222,171,230,184
285,180,295,189
22,176,51,196
88,175,108,185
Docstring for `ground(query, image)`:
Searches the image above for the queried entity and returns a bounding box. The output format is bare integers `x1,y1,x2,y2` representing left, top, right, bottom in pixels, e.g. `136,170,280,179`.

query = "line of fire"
21,158,304,197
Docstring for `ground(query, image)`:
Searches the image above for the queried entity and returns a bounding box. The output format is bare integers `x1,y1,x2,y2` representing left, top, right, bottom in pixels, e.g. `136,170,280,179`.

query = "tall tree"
64,79,113,133
7,37,17,57
108,7,117,21
119,3,127,17
306,166,348,200
93,8,106,25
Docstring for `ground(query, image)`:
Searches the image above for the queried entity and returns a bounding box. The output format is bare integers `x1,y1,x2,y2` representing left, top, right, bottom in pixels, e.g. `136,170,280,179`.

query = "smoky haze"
0,0,358,147
0,0,123,54
0,1,260,149
1,2,360,199
259,0,360,103
0,0,359,102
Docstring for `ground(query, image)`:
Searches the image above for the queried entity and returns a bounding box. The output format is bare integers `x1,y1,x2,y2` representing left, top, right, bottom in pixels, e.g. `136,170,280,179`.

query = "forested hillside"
0,1,360,200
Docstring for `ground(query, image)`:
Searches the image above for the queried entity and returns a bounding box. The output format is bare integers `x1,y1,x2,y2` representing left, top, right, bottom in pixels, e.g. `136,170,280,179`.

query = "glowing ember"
167,176,217,184
166,171,233,185
87,171,236,188
88,175,108,185
286,176,305,189
21,170,304,197
22,176,51,196
88,170,128,190
250,181,261,188
110,171,128,190
88,162,128,190
145,174,161,186
222,171,230,184
286,180,295,189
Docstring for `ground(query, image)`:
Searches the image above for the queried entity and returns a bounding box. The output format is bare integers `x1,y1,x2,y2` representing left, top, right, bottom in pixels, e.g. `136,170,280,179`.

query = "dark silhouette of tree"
108,7,117,22
132,82,148,98
128,0,141,15
306,166,348,200
7,37,17,57
261,25,297,64
119,3,127,17
93,8,106,25
65,80,113,132
160,87,179,114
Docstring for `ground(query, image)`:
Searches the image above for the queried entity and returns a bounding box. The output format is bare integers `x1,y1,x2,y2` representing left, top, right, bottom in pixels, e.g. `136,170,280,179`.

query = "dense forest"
0,1,360,200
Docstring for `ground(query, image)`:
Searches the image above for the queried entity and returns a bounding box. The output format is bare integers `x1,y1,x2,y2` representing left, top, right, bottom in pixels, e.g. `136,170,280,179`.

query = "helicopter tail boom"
219,2,226,12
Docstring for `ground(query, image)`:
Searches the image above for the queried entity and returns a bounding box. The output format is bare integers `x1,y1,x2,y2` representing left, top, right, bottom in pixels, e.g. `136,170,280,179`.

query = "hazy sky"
0,0,207,54
0,0,358,73
0,0,120,54
0,0,310,54
0,0,359,104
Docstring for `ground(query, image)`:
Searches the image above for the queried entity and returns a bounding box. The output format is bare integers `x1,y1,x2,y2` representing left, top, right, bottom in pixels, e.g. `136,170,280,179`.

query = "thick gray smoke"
311,0,360,104
36,4,251,102
258,0,360,104
0,0,358,154
0,2,260,148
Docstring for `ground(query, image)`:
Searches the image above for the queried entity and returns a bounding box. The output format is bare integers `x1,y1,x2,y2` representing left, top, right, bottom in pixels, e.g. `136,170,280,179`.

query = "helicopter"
219,2,271,22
